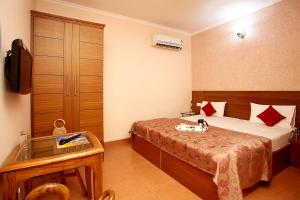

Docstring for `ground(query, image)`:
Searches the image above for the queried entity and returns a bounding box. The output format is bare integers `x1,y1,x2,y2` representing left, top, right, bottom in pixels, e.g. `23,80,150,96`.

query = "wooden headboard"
192,91,300,128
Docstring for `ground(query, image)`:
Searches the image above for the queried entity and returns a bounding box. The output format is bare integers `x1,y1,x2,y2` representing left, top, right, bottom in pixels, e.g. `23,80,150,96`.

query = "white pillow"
250,103,296,128
200,101,226,117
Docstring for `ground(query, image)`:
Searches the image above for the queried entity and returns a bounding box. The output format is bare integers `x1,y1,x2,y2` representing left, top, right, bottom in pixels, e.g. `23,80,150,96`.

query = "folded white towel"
175,124,208,132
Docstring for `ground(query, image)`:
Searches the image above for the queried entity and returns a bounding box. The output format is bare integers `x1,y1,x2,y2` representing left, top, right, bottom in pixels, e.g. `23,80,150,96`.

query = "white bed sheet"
182,115,293,152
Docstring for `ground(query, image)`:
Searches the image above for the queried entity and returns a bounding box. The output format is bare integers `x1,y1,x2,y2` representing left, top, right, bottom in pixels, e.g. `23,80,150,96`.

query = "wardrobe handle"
74,76,78,96
66,75,70,96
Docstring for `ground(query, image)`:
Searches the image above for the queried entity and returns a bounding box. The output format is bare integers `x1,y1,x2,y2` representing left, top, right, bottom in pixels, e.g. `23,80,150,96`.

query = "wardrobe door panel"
32,14,66,137
80,93,103,110
80,42,103,60
78,24,104,142
80,76,102,93
34,17,64,39
80,59,103,76
80,110,103,127
34,36,64,57
80,26,103,44
34,112,64,137
63,23,74,132
33,56,63,75
33,94,63,113
33,75,63,94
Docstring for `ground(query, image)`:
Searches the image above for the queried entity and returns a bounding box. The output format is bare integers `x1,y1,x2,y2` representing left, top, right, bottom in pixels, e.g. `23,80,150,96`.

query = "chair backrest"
25,183,70,200
99,190,115,200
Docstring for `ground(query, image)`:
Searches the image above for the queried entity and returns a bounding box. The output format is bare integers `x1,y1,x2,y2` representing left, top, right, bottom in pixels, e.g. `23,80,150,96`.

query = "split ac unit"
152,34,183,50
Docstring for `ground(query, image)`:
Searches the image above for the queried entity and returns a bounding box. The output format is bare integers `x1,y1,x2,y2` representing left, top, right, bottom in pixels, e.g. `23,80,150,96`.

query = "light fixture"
237,30,246,39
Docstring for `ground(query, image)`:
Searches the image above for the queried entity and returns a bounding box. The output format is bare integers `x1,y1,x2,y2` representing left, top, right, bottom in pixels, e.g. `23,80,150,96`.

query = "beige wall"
34,0,192,142
0,0,34,165
192,0,300,91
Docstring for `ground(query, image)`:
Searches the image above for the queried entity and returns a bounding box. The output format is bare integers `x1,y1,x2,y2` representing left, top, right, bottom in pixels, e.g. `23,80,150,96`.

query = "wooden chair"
25,183,70,200
99,190,115,200
25,183,115,200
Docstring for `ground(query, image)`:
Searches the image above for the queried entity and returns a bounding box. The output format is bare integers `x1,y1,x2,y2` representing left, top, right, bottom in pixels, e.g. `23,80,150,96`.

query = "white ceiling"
61,0,281,34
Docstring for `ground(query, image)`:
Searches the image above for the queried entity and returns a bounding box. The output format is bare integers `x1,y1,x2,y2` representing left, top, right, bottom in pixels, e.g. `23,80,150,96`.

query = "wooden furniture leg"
75,168,88,196
3,172,18,200
60,171,66,184
91,154,103,200
24,179,33,197
85,166,92,200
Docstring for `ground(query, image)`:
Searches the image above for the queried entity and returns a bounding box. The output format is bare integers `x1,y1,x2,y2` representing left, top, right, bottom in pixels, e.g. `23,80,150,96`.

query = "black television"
5,39,32,94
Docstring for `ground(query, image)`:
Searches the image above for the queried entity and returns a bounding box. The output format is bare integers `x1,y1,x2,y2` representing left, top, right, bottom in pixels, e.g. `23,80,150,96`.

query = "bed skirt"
131,133,290,200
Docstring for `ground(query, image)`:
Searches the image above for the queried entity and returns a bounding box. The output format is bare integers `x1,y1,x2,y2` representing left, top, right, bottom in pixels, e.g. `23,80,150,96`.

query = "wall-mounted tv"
5,39,32,95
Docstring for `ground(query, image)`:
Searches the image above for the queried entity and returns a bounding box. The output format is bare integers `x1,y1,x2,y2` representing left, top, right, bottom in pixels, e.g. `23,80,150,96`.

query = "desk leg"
24,179,32,197
85,166,92,200
75,168,88,197
92,153,103,200
3,172,18,200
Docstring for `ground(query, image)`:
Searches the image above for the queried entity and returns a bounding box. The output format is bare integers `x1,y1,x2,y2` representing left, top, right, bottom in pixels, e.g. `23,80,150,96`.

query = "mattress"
182,115,292,152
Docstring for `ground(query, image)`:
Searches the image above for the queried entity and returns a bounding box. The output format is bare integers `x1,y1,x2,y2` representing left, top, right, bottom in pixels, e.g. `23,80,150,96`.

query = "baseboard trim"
104,138,130,145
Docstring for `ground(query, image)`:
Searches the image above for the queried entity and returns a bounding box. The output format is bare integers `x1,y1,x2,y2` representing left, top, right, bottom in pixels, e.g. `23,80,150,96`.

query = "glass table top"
16,132,94,162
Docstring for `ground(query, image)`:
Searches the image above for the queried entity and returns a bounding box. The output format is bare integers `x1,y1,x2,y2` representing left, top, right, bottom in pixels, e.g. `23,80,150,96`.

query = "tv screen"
5,39,32,94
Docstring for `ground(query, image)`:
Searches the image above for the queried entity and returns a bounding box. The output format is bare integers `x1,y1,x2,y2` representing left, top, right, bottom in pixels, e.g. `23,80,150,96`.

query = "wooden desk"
0,132,104,200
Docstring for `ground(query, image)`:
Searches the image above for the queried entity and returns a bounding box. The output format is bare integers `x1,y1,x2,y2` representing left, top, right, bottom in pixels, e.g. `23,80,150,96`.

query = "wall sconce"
237,30,246,39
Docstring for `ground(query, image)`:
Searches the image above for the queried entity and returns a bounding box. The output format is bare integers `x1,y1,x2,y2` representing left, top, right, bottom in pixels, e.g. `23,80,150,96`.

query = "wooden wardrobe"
31,11,104,144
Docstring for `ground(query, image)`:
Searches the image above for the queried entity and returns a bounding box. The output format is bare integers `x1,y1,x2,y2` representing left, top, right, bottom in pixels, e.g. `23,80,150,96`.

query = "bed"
131,91,300,200
181,115,292,152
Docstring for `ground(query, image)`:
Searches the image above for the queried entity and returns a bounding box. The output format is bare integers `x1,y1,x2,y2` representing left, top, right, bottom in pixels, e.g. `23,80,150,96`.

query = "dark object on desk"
59,133,82,145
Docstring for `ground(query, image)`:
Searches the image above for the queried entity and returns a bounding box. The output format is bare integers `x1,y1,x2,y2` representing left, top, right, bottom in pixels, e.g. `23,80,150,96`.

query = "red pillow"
202,102,216,116
257,105,286,126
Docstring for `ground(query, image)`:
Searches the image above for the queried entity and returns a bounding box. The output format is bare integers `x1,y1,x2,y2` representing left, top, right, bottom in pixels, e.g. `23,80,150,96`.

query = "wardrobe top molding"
31,10,105,29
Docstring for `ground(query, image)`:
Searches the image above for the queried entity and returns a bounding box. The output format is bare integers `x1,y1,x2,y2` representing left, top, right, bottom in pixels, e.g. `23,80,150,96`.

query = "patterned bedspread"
130,118,272,200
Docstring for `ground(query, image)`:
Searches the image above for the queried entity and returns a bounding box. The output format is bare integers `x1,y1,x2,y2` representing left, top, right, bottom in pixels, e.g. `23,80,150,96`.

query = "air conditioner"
152,34,183,50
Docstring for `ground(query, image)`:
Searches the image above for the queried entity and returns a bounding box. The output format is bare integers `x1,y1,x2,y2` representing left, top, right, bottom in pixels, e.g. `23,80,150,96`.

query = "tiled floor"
62,140,300,200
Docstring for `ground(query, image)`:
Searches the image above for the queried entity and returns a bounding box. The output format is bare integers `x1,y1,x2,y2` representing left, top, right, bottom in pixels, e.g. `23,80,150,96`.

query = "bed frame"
132,91,300,200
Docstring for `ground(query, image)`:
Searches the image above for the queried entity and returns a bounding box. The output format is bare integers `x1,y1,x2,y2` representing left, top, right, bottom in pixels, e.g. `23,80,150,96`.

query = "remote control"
59,133,82,145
